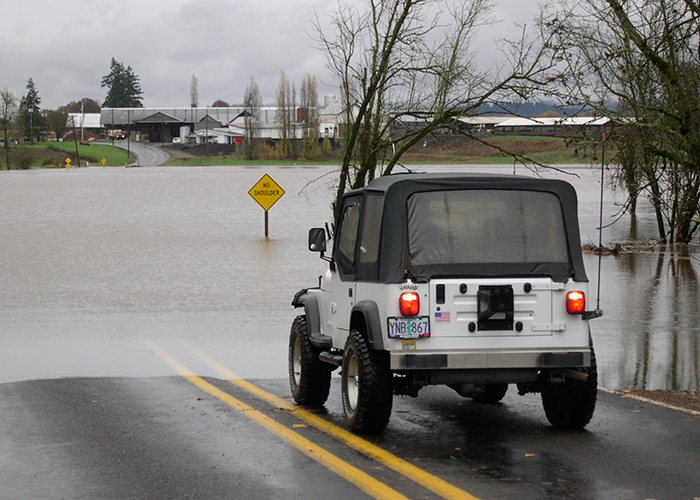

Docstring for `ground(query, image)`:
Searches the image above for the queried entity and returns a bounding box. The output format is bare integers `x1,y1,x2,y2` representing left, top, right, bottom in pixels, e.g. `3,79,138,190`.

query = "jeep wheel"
541,346,598,429
470,384,509,404
341,330,393,433
288,315,331,406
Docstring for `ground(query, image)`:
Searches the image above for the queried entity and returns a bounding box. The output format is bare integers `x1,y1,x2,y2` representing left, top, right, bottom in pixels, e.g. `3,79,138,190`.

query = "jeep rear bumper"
390,348,591,371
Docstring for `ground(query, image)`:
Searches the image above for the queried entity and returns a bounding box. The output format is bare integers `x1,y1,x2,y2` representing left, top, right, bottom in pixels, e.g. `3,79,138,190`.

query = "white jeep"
289,173,600,433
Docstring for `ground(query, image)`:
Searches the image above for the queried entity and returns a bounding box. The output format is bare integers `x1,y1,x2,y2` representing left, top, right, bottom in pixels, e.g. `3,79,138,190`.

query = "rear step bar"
319,352,343,366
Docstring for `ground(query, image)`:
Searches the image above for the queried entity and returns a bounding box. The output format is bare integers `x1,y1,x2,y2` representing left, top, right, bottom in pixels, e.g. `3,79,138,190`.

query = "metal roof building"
100,107,311,143
67,113,103,129
494,116,611,136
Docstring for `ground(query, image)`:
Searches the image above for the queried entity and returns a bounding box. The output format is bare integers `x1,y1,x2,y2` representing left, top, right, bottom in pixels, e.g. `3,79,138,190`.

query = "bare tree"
316,0,561,218
1,89,18,170
545,0,700,243
275,70,293,159
243,77,262,160
190,74,199,108
300,74,320,159
291,81,297,158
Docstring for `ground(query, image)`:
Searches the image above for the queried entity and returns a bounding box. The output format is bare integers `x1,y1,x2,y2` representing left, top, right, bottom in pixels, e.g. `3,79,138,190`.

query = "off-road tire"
341,330,393,434
541,345,598,429
288,315,331,406
470,384,509,404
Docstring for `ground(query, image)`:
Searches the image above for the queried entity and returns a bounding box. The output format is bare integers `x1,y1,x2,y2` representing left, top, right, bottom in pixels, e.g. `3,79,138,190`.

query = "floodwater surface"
0,164,698,391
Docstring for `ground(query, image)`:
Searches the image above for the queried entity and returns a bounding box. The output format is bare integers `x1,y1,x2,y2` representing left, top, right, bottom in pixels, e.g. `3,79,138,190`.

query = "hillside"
164,134,600,166
399,135,598,164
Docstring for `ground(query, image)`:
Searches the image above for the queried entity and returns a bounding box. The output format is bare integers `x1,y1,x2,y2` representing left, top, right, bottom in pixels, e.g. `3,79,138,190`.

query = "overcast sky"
1,0,540,110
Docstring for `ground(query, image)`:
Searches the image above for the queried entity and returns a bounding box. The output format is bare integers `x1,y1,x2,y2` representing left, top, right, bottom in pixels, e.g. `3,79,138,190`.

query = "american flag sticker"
434,311,451,322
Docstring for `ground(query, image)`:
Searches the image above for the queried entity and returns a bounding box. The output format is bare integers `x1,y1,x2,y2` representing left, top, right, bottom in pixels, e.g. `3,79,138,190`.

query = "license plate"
387,316,430,339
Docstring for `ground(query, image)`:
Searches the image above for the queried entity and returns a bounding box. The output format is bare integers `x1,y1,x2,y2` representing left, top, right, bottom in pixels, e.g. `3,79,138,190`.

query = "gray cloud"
1,0,538,110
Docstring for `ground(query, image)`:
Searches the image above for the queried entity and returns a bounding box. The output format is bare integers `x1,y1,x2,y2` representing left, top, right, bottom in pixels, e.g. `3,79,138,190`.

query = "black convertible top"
351,172,587,283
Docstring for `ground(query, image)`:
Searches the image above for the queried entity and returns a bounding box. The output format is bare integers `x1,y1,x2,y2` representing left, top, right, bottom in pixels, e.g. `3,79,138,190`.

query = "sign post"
248,174,285,238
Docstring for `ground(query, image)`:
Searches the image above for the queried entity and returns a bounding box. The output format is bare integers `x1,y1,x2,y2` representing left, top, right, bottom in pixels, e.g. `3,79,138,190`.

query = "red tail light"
400,292,420,316
566,291,585,314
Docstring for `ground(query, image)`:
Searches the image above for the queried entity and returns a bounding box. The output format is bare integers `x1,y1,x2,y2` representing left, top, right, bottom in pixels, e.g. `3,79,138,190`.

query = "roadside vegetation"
3,142,132,168
2,134,596,169
164,135,600,166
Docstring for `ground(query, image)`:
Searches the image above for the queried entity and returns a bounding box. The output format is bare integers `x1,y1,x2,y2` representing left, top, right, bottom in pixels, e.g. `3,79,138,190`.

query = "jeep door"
330,196,361,339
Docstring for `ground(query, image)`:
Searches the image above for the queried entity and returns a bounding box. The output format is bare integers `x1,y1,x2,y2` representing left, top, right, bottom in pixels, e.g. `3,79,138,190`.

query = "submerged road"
112,141,170,167
0,342,697,500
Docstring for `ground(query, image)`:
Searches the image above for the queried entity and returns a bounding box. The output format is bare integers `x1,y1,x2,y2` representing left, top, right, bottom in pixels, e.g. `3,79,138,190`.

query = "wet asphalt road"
113,141,170,167
0,374,697,500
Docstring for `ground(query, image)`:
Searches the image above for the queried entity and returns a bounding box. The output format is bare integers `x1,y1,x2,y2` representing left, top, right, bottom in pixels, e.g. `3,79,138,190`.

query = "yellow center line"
145,340,410,500
185,343,481,500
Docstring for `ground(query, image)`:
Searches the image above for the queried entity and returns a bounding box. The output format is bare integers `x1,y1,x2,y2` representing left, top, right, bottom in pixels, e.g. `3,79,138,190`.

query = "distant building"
101,107,243,143
66,113,104,140
494,116,611,136
319,102,342,138
100,104,610,144
100,106,320,144
457,116,511,133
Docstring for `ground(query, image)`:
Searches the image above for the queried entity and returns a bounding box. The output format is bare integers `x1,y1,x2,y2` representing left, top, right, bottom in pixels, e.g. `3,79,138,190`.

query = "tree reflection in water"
591,220,699,391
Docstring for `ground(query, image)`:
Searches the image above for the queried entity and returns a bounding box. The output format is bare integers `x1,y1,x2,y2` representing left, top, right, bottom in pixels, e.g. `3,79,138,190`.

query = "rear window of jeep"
407,190,569,266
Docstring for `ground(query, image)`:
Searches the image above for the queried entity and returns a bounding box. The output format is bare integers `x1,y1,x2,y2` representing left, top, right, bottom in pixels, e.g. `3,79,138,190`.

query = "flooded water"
0,164,698,391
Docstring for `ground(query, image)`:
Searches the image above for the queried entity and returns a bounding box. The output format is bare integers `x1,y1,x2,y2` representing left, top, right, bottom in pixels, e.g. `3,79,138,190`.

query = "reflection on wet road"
148,339,479,500
2,344,697,500
0,164,698,391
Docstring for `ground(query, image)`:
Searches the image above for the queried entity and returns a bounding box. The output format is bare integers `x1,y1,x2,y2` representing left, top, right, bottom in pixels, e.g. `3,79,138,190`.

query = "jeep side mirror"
308,228,327,253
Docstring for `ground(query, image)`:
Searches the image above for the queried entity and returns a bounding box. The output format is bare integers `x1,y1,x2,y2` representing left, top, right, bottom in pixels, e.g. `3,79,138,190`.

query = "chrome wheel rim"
345,350,359,411
292,337,302,387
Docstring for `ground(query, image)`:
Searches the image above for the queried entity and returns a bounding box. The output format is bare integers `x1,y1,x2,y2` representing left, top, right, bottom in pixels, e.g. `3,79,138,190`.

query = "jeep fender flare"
292,291,332,349
351,300,385,350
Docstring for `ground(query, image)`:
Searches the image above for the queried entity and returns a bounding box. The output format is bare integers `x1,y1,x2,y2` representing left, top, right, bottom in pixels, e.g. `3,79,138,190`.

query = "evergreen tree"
101,58,144,108
19,78,44,143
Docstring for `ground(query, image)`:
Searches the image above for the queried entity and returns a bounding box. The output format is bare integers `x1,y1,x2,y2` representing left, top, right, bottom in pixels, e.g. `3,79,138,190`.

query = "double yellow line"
146,340,480,500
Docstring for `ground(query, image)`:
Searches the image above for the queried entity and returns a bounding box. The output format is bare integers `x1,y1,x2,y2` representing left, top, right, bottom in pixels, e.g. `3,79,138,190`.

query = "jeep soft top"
289,172,599,433
342,172,587,283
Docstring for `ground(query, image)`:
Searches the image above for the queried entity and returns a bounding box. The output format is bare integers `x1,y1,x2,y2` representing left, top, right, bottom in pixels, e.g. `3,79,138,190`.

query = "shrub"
16,153,33,170
42,158,61,168
322,137,332,156
259,142,279,161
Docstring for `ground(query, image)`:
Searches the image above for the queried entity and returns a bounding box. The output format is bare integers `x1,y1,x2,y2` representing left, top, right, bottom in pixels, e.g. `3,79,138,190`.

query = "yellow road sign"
248,174,285,211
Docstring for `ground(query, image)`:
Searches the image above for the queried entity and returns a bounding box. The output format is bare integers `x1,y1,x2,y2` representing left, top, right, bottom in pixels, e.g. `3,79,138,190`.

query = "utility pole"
127,109,131,164
71,115,81,167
